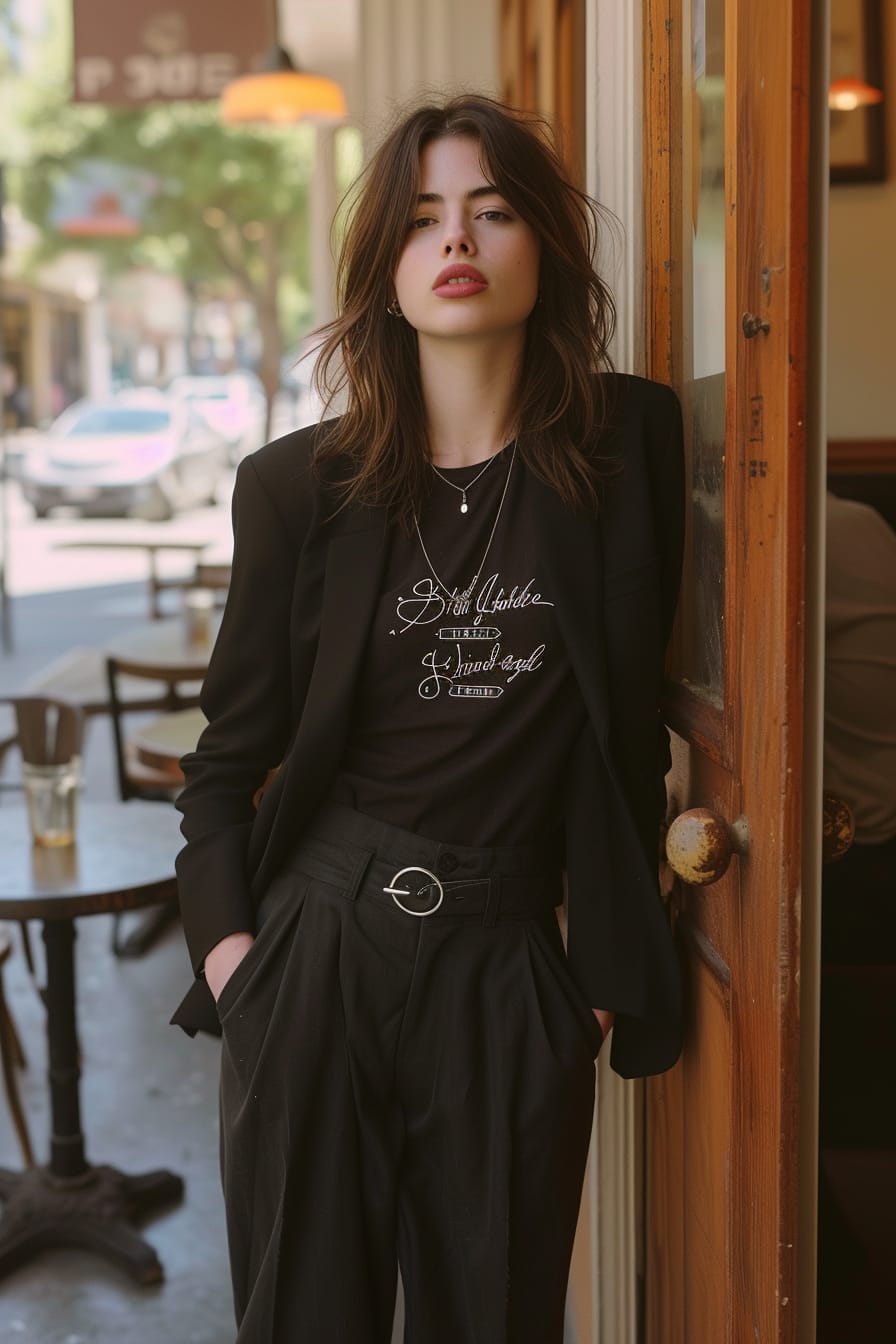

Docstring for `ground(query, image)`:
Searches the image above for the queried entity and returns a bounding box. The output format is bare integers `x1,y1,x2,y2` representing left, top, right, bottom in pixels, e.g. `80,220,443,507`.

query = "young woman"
172,93,684,1344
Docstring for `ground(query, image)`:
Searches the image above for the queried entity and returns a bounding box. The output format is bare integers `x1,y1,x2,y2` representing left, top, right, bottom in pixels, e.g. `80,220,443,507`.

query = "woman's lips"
432,264,488,298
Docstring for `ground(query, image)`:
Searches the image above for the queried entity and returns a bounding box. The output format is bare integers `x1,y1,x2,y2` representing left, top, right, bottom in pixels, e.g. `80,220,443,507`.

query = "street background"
0,378,312,1339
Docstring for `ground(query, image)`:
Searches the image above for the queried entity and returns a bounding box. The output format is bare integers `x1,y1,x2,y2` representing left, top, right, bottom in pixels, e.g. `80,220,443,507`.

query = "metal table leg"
0,918,184,1284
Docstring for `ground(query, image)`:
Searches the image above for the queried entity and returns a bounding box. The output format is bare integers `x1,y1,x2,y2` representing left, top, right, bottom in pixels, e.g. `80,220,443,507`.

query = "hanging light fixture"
828,77,884,112
220,43,347,125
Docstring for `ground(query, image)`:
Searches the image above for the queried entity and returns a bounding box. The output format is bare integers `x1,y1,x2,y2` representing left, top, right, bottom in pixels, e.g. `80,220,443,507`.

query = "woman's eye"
409,216,435,230
479,209,511,222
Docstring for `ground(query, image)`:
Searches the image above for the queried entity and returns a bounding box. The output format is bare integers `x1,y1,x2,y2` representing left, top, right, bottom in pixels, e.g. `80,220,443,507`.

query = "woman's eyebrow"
415,185,503,204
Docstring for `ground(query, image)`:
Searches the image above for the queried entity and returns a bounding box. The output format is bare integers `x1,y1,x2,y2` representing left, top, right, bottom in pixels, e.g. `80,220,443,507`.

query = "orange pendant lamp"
828,77,884,112
220,44,346,125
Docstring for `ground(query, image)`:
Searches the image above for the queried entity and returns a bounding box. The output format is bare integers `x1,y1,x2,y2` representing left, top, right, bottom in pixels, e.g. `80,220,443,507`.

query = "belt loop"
345,848,375,902
482,874,500,928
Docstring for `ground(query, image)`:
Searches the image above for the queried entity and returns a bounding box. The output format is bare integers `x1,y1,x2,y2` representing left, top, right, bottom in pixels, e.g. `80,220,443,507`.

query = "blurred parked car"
19,392,229,520
167,372,266,464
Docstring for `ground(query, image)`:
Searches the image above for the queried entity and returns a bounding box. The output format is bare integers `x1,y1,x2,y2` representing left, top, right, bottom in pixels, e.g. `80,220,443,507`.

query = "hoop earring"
386,299,403,318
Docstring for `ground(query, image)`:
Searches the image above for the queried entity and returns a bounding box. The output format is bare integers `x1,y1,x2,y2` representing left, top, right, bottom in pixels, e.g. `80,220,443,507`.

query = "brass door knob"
665,808,749,886
822,794,855,864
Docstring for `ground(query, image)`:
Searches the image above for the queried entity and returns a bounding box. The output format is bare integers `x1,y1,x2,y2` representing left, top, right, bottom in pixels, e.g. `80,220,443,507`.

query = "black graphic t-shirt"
331,445,588,845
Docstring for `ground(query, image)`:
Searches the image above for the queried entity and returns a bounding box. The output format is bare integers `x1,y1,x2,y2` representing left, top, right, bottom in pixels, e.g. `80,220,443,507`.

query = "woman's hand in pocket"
205,932,255,1003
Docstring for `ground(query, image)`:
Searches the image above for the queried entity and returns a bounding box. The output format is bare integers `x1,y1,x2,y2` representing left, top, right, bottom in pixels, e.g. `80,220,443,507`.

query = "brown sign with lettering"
72,0,274,105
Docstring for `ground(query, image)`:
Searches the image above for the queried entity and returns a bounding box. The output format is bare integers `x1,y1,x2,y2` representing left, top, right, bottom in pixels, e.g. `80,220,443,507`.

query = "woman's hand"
593,1008,615,1041
205,932,255,1003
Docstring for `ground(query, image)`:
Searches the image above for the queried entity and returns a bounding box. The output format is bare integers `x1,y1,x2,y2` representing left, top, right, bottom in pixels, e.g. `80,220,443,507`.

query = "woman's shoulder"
596,374,683,469
596,373,684,517
602,371,681,418
237,418,350,532
243,418,337,488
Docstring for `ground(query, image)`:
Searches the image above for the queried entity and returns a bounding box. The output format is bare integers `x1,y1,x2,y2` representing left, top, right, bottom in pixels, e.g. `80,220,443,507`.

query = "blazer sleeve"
602,378,685,843
175,453,303,977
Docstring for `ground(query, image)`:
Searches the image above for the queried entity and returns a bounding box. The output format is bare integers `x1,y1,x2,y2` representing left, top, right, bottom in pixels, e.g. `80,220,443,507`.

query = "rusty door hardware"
742,312,770,338
665,808,750,886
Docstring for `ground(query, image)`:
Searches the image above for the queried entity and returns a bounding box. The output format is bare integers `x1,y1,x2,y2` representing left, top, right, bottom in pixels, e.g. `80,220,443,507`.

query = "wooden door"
643,0,813,1340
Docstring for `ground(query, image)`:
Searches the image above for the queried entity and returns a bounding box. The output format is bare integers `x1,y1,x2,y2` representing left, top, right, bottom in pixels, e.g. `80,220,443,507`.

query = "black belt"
292,802,562,927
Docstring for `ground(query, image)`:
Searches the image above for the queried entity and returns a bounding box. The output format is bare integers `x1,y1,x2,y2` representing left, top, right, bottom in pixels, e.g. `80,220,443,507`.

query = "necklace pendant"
460,492,468,514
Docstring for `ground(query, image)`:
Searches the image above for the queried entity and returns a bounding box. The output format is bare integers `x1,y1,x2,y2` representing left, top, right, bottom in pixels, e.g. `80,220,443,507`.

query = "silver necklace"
414,444,516,603
430,443,509,514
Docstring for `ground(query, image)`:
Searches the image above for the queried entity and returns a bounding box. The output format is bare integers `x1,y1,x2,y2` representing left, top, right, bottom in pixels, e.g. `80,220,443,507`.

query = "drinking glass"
22,758,81,847
183,588,215,650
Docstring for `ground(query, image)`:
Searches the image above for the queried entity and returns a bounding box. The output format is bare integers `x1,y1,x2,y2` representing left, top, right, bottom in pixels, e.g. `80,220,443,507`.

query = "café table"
55,536,213,619
132,709,279,816
131,705,208,778
104,610,223,676
0,801,185,1285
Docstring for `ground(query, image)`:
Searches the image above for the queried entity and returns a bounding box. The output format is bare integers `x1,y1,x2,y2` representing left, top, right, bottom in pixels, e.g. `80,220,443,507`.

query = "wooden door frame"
798,6,831,1339
642,0,823,1340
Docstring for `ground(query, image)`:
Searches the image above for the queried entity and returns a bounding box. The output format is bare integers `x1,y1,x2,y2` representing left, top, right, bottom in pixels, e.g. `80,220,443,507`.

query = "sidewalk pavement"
0,580,409,1344
0,580,234,1343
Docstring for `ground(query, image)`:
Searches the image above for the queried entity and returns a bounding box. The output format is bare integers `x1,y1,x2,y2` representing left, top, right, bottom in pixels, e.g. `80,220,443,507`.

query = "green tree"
9,0,315,435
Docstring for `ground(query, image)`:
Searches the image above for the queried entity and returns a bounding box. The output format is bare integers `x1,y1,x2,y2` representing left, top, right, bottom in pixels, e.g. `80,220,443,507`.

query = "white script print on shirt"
419,641,546,699
388,573,553,703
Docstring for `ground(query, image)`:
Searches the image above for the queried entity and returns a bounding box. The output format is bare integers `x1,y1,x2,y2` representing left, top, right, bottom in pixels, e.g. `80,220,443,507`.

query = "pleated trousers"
216,802,603,1343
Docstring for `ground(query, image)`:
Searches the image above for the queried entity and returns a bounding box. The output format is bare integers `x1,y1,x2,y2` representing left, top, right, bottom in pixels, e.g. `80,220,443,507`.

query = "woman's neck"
418,333,523,467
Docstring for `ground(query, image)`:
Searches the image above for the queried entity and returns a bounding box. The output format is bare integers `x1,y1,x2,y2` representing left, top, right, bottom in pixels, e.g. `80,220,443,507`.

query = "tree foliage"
8,0,316,418
20,101,313,299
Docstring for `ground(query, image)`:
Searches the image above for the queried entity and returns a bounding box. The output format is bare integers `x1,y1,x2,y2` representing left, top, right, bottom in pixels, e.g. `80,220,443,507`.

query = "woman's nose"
441,223,475,256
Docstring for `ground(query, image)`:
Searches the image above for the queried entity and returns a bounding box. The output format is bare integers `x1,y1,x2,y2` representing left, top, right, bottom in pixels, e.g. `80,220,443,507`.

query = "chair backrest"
190,562,231,598
4,696,84,767
104,655,201,801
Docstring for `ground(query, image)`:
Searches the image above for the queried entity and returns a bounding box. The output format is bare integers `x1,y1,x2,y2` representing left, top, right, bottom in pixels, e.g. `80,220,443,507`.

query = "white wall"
357,0,500,144
826,0,896,439
279,0,362,115
278,0,500,138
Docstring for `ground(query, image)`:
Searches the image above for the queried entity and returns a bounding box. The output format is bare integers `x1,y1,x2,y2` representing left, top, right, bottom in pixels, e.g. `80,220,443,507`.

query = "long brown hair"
312,93,617,526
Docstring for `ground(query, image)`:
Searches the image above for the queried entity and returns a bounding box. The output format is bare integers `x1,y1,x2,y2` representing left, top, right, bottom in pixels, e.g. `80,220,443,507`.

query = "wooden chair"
189,557,231,606
105,656,200,957
104,655,201,802
0,695,85,813
21,646,188,720
4,696,84,771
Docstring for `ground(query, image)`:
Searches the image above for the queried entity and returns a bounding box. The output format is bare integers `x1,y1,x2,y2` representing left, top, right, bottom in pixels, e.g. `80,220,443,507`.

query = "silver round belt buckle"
383,865,444,917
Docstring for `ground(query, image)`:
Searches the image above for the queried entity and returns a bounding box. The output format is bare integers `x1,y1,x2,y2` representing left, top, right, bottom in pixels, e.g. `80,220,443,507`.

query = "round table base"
0,1162,184,1284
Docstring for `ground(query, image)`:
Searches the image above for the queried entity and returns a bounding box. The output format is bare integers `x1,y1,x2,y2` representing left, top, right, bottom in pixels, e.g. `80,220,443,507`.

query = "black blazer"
172,373,685,1079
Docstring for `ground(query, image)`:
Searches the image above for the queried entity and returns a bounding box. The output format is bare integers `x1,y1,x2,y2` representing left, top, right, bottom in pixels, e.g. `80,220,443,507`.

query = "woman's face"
393,135,541,347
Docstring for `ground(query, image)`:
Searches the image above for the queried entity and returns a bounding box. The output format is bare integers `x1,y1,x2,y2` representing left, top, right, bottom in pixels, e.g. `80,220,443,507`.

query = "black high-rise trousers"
216,802,603,1343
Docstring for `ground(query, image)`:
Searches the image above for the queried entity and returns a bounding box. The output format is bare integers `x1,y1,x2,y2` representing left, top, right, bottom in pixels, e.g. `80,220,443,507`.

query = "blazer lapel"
251,505,388,891
530,474,610,743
